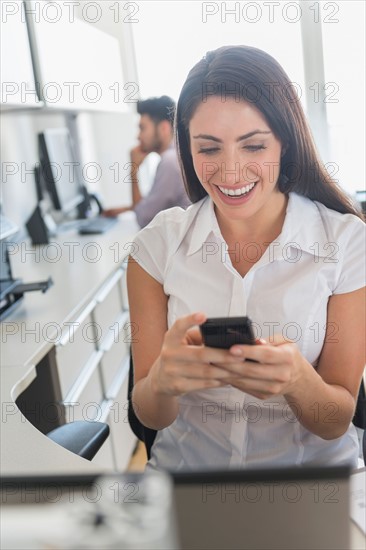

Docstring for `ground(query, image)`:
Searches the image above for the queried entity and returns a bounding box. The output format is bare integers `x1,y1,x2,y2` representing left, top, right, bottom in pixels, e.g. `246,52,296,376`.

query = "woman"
127,45,365,471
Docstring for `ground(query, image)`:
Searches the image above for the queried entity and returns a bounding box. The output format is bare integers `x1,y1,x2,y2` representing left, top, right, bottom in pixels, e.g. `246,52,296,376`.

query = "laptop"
172,466,351,550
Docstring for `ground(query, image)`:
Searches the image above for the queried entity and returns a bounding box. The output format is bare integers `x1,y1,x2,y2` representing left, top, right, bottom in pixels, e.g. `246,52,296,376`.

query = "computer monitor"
38,128,85,215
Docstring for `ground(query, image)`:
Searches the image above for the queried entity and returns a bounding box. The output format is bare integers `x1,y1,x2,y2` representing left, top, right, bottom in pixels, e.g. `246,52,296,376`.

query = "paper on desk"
350,469,366,535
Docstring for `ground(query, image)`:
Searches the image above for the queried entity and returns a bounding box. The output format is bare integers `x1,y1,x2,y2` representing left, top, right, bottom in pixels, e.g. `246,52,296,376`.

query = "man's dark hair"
137,96,176,127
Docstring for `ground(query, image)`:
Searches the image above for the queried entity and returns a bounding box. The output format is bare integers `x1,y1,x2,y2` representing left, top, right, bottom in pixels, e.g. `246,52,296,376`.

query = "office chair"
353,377,366,430
353,380,366,465
127,354,157,459
127,354,366,461
47,421,110,461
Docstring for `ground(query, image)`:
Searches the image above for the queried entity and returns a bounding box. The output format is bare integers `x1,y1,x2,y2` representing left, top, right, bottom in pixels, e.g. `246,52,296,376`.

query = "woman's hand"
214,335,307,400
151,312,242,397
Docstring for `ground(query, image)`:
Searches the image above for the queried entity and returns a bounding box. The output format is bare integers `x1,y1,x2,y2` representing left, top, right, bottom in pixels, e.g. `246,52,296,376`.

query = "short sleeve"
333,217,366,294
130,204,190,284
130,211,169,284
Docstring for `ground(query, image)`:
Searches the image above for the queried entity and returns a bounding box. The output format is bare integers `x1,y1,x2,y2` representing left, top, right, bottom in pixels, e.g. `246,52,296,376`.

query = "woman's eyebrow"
192,130,271,142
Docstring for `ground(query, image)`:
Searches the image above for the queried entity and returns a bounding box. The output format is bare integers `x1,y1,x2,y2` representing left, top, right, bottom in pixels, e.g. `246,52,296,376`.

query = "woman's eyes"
198,148,220,155
198,145,266,155
246,145,266,152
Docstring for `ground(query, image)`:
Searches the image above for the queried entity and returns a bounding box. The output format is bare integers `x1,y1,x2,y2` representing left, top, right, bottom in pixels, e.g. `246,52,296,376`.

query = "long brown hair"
175,45,363,219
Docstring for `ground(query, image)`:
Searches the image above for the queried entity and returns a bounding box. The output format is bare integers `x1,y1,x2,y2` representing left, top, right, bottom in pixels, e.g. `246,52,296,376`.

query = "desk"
0,471,364,550
1,214,139,475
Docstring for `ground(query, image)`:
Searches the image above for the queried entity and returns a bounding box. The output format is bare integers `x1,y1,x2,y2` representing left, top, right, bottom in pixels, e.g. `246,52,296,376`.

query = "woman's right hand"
150,312,241,397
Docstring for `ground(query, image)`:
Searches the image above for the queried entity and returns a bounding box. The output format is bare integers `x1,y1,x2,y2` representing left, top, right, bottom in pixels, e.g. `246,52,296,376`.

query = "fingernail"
230,347,243,356
259,338,267,344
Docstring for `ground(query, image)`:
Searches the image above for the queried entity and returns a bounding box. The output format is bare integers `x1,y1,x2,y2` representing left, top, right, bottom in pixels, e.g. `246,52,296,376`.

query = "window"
132,1,306,106
322,0,365,194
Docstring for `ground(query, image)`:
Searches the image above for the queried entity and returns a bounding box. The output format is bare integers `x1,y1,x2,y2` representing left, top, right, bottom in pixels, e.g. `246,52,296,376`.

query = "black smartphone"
200,316,256,349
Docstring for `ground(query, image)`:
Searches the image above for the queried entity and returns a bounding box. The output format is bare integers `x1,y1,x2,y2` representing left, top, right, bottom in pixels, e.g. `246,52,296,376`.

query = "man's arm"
102,205,132,217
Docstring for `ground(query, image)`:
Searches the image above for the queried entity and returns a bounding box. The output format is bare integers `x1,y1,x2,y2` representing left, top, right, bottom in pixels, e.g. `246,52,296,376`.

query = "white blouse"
132,192,365,471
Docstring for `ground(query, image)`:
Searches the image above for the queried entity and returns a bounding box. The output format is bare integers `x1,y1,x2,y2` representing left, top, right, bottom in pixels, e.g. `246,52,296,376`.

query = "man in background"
103,96,190,227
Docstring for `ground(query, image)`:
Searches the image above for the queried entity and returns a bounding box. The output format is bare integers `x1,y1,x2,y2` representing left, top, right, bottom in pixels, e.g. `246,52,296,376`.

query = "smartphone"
200,316,256,349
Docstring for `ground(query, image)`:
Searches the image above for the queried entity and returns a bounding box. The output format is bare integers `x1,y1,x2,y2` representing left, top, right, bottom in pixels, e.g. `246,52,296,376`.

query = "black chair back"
353,380,366,429
127,354,157,459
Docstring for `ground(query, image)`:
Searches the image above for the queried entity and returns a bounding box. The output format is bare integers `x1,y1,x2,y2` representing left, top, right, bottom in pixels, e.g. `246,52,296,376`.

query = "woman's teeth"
218,182,257,197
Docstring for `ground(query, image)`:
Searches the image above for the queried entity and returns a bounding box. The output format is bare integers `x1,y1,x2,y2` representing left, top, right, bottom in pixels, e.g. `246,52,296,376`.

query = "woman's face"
189,96,285,225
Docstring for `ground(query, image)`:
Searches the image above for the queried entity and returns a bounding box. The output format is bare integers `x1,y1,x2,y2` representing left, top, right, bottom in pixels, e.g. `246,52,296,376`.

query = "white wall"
0,110,69,226
0,0,141,225
77,110,140,208
72,0,142,208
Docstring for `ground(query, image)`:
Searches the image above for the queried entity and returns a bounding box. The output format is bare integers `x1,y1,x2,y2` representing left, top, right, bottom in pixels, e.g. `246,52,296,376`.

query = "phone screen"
200,316,255,349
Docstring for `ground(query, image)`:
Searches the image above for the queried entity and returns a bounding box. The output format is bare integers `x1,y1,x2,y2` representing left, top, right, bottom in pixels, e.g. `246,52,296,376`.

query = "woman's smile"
213,180,259,205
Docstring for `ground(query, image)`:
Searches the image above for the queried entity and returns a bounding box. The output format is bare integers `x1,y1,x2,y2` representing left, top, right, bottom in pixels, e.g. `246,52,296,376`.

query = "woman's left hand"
215,335,307,400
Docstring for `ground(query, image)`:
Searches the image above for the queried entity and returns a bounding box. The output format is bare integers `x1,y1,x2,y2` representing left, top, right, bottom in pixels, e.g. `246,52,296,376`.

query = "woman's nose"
219,160,241,185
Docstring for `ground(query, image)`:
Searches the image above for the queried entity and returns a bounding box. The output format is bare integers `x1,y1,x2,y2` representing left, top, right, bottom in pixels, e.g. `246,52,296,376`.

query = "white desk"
0,364,102,475
1,214,139,475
